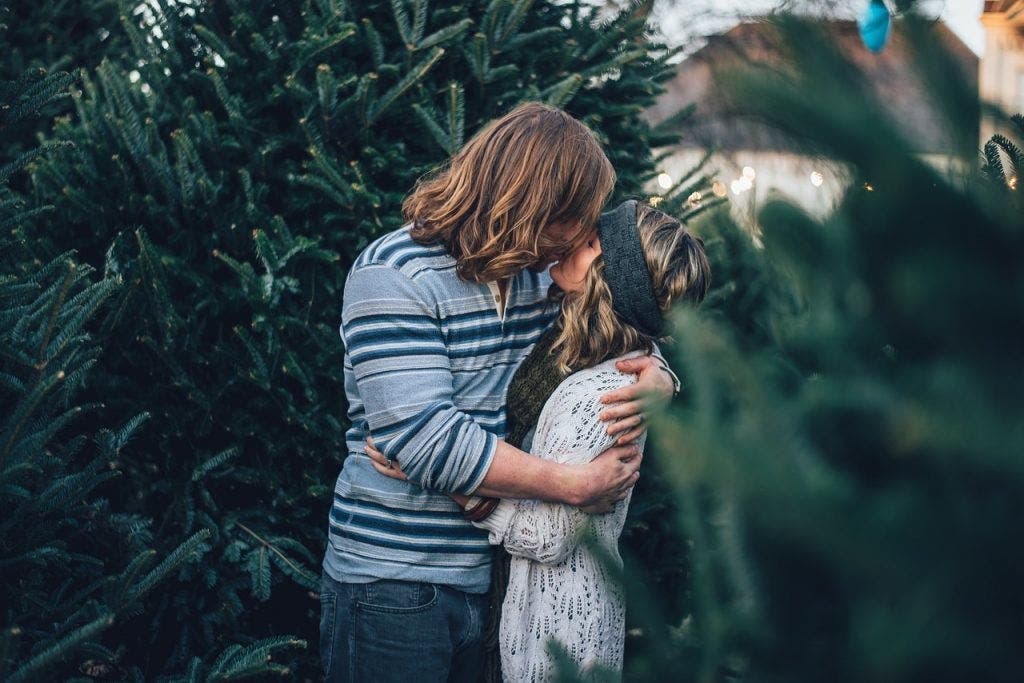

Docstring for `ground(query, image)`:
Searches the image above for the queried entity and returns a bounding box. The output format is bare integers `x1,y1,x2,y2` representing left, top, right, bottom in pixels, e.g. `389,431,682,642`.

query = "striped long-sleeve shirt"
323,225,558,593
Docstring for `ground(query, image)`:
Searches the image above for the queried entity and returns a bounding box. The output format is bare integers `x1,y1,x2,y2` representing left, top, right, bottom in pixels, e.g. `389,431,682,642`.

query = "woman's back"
477,353,646,682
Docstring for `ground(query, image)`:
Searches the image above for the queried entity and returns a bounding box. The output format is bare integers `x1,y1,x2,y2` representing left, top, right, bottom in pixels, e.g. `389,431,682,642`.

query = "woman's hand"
365,437,408,481
599,355,675,445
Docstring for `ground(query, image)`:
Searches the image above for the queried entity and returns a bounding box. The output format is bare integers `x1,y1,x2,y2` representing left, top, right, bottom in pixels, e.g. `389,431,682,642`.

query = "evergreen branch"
191,446,241,481
193,24,238,69
233,325,271,387
235,521,318,591
36,259,76,369
411,0,428,46
542,74,583,109
411,103,451,154
367,47,446,125
389,0,413,46
446,81,465,150
292,23,358,76
502,26,562,52
121,529,211,606
0,71,74,130
7,610,114,683
0,203,55,232
362,19,385,69
463,33,490,84
207,636,305,679
417,19,473,52
496,0,535,48
0,368,65,468
0,142,73,186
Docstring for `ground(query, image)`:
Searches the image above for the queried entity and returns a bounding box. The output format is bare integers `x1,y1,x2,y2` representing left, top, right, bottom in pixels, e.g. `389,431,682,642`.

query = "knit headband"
597,199,664,337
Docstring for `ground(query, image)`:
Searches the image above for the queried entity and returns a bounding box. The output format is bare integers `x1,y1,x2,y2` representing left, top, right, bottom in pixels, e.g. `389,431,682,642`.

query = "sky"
654,0,986,55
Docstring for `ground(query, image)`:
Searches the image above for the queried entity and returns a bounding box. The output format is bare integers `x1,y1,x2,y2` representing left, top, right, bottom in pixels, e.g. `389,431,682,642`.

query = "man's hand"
365,437,409,481
574,443,643,513
599,355,675,445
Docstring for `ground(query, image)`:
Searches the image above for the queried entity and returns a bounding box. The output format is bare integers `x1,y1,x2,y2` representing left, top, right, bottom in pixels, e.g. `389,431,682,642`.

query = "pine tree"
5,0,691,675
0,1,129,159
628,12,1024,682
0,70,239,682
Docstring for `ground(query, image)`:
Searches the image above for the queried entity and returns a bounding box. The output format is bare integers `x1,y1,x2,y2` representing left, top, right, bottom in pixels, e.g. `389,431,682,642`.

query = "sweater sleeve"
474,369,638,564
342,263,496,494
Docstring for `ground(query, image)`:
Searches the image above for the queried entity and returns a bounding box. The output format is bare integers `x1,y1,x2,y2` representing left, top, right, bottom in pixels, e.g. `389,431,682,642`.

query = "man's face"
532,220,588,272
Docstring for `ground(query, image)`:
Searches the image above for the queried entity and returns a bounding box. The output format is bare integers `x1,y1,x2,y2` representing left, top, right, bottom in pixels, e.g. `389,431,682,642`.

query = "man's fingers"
615,356,655,375
599,399,647,422
616,426,646,445
595,443,641,463
600,385,648,405
606,412,643,436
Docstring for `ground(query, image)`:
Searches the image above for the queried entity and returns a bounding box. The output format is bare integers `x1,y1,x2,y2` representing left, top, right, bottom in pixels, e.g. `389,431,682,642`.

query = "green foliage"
0,0,128,157
4,0,683,676
625,12,1024,682
0,69,303,682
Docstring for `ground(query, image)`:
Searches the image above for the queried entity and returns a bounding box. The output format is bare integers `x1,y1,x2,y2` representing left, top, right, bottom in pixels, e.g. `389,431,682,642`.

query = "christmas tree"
630,12,1024,682
4,0,691,676
0,69,276,683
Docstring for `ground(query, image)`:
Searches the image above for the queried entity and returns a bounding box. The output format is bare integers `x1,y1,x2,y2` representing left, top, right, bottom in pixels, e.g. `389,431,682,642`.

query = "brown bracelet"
463,497,499,523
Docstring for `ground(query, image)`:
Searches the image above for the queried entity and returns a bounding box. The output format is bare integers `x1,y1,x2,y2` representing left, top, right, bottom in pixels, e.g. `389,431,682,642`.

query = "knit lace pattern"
474,352,646,682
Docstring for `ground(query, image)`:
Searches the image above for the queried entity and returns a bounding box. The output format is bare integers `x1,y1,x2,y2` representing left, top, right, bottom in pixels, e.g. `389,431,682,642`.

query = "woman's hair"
403,102,616,283
550,203,711,373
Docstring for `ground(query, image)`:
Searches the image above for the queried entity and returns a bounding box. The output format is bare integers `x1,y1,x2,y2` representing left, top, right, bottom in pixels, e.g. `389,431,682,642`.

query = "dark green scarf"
482,323,568,682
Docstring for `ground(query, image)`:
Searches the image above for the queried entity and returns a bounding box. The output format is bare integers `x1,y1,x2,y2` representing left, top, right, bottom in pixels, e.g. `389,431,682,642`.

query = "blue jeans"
319,571,488,682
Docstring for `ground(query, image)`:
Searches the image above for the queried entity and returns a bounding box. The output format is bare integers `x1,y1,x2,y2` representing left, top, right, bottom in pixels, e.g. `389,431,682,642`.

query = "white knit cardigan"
471,353,646,682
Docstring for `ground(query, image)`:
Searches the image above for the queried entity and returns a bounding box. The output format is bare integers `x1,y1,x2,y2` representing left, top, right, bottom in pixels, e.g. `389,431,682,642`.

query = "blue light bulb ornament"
859,0,892,53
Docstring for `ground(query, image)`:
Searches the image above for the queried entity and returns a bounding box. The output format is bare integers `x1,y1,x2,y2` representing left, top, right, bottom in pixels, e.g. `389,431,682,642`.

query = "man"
320,102,676,682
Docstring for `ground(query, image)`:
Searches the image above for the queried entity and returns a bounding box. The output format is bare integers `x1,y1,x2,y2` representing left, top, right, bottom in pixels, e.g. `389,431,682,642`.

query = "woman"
373,199,711,681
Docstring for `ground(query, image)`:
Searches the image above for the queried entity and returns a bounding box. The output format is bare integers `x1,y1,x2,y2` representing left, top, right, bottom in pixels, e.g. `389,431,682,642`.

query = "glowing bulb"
657,173,673,190
648,195,664,207
730,180,743,195
738,177,753,192
742,166,756,180
712,181,727,198
129,70,141,83
1009,175,1019,190
687,191,702,206
810,171,824,187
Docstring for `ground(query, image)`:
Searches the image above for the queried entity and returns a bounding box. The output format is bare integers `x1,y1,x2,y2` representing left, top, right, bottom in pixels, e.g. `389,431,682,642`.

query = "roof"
646,19,979,154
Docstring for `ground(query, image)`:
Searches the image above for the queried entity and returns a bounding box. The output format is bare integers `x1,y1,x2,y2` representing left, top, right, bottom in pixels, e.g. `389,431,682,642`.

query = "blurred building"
980,0,1024,141
645,19,978,223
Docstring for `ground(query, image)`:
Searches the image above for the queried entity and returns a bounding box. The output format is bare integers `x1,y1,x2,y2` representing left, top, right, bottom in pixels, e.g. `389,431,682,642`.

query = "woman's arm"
475,369,641,564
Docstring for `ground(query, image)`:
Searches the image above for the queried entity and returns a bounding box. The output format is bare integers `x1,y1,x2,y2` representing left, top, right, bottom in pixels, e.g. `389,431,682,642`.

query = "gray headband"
597,200,664,337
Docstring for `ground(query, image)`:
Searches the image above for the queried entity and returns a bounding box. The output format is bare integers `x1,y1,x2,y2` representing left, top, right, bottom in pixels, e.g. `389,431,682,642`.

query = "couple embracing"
319,102,711,682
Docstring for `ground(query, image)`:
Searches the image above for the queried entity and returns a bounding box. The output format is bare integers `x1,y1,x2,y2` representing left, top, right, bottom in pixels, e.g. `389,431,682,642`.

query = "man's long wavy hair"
403,102,616,283
550,203,712,373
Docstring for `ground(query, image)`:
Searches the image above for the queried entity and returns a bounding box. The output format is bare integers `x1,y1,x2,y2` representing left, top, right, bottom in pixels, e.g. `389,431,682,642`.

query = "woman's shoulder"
551,351,644,402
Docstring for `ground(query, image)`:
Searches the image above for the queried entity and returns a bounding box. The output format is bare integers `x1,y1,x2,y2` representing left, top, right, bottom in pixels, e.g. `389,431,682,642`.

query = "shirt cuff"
469,498,517,544
656,357,681,394
458,430,498,495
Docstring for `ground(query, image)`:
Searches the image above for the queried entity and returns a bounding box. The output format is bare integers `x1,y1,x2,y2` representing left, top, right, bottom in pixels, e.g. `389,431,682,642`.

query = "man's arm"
344,263,638,505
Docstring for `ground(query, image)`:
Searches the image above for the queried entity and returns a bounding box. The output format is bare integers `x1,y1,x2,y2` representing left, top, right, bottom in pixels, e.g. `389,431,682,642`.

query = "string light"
687,191,702,206
810,171,824,187
712,180,727,197
657,173,673,190
742,166,756,180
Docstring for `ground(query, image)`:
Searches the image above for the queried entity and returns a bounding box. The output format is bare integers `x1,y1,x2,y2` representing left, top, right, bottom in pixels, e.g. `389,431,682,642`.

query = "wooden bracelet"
463,497,499,523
